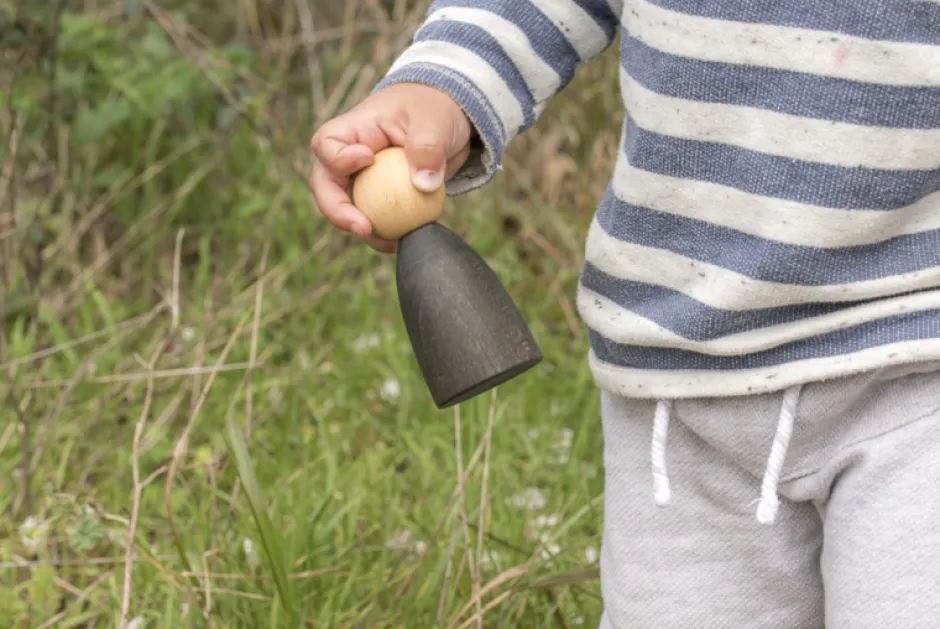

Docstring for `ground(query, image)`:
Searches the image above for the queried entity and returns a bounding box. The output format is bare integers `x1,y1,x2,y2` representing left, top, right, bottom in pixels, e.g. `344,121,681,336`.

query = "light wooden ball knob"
351,147,446,240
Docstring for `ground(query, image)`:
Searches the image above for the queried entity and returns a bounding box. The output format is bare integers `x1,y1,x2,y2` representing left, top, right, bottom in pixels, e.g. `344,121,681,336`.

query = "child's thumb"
404,124,449,192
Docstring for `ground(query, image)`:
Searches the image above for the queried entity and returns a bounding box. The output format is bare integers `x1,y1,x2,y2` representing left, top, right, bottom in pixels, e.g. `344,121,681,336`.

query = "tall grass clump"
1,0,624,626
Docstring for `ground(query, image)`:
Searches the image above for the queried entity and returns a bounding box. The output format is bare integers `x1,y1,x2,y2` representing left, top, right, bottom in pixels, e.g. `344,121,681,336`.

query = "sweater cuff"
372,62,507,195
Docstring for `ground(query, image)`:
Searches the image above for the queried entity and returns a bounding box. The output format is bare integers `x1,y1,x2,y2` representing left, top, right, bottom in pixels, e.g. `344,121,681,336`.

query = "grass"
0,1,625,626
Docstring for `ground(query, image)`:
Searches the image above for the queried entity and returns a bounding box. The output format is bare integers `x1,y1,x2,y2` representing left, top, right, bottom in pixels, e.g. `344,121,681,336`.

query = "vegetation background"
1,0,624,626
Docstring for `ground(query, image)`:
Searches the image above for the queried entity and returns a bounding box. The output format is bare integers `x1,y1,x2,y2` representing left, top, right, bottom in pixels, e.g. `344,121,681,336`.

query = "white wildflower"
108,528,130,549
181,326,195,342
574,617,584,625
531,514,559,529
584,546,598,564
380,378,401,401
126,617,145,629
533,519,563,560
506,488,546,511
539,543,561,560
386,528,426,554
243,538,258,566
385,529,415,550
19,516,48,553
352,333,380,353
549,428,574,465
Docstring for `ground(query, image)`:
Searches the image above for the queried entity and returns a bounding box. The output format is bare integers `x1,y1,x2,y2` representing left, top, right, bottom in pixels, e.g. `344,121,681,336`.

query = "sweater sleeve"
372,0,623,194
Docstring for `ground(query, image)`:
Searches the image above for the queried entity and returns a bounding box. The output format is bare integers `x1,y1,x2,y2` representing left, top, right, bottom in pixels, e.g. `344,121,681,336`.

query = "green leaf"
37,303,79,367
73,98,132,144
60,13,115,54
70,511,106,554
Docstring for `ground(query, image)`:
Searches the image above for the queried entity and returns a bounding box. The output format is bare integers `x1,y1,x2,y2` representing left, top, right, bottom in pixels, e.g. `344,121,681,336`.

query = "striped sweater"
374,0,940,399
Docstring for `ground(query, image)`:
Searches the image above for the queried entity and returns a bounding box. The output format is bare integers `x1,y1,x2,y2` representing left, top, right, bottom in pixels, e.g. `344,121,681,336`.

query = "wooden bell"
352,147,542,408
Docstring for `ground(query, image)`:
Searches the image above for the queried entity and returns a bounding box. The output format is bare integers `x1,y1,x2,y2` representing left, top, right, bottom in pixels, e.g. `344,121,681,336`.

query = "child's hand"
310,83,472,253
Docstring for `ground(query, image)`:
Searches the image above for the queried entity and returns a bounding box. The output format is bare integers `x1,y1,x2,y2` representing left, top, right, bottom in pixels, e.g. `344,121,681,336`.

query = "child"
310,1,940,626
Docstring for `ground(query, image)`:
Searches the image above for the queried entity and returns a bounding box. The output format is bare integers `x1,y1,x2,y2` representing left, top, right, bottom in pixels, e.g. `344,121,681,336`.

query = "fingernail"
352,221,369,237
412,169,443,192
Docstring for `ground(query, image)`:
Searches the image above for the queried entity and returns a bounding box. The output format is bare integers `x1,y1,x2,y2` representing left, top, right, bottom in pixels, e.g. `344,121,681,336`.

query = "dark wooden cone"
396,223,543,408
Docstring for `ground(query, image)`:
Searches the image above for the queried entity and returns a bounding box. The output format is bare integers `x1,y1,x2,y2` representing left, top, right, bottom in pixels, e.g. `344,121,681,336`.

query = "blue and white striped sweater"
375,0,940,399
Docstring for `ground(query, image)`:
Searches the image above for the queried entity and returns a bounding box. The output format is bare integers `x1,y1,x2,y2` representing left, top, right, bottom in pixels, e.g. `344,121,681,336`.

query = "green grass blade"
224,411,296,621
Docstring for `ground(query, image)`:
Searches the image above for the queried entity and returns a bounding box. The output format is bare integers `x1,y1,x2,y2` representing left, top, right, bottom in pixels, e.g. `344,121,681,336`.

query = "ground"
0,2,624,626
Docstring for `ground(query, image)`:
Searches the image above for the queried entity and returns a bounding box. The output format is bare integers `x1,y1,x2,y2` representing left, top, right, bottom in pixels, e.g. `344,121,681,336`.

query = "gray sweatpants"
598,362,940,628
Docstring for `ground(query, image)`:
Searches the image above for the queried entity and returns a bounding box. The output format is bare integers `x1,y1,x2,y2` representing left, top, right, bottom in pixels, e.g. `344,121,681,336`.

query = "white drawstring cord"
652,399,673,506
756,384,802,524
649,387,802,523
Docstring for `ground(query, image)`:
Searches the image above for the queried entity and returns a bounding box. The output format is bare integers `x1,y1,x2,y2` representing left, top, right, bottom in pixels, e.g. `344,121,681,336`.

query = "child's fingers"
312,136,374,176
311,115,387,174
312,114,407,177
309,163,371,236
361,233,398,254
309,164,398,254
